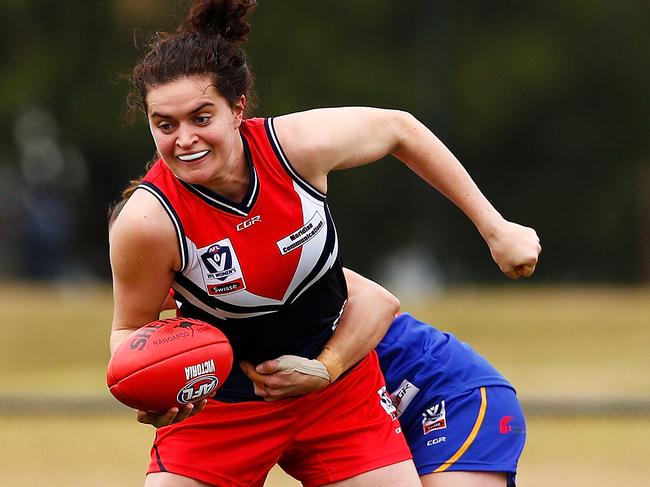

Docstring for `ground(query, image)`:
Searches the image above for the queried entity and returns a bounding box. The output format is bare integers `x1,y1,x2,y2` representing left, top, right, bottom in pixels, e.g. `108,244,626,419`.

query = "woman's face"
146,75,245,190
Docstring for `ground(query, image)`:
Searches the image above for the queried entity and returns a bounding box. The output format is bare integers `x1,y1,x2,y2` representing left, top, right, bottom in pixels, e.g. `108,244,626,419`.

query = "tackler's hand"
486,219,541,279
240,355,331,401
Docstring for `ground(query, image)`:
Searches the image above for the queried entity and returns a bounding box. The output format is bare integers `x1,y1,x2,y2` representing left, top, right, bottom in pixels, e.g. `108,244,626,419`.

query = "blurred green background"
1,0,648,284
0,1,649,486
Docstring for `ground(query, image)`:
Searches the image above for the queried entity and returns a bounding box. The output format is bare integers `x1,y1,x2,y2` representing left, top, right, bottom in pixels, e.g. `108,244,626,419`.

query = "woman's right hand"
136,399,208,427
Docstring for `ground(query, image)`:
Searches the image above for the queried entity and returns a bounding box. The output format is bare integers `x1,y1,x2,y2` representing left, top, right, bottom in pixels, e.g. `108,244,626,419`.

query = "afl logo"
201,245,233,279
201,245,232,274
197,238,246,294
176,375,219,404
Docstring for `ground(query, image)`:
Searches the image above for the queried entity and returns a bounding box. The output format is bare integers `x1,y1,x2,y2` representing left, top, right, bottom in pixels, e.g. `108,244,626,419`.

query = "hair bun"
185,0,256,43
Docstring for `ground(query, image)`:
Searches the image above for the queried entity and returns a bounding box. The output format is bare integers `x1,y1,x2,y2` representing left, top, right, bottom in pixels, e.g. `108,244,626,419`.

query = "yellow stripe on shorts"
433,386,488,473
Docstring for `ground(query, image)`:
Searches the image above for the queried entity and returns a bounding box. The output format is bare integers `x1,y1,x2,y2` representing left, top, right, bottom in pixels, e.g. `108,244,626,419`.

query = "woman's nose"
175,124,198,148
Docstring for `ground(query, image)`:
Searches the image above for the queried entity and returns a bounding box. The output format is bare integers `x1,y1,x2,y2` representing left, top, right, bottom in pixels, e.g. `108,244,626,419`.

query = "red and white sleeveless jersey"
138,118,347,401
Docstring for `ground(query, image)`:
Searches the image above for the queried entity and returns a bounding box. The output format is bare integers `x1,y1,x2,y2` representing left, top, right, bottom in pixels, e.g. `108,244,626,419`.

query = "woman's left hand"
136,399,208,428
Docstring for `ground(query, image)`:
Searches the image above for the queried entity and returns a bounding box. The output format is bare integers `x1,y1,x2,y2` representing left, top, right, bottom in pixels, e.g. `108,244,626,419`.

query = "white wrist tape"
275,355,331,381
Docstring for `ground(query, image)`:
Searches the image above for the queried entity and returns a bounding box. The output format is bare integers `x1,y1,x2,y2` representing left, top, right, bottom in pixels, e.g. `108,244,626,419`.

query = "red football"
107,317,232,412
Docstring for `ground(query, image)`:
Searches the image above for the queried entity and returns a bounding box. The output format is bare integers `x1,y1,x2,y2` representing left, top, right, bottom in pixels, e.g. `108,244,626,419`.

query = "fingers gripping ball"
107,318,233,412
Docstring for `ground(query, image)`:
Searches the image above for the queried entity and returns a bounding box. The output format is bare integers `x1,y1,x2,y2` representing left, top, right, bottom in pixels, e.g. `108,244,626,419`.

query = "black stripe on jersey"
285,203,338,304
173,204,338,317
179,135,260,217
152,444,167,472
137,182,189,273
174,207,336,316
175,273,284,315
265,117,327,202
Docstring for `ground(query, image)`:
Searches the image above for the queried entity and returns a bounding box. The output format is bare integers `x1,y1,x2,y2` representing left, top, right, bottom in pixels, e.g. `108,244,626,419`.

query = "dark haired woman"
109,0,540,485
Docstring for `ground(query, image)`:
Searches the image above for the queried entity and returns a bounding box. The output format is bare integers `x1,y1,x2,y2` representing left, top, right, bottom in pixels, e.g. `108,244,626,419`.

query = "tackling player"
244,271,528,487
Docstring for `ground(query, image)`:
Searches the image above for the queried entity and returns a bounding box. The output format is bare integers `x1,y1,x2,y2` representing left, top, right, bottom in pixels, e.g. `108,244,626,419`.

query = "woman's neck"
205,137,249,203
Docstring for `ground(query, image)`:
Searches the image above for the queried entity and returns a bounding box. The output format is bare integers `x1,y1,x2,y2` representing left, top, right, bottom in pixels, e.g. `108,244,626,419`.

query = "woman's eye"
195,116,210,125
158,123,174,133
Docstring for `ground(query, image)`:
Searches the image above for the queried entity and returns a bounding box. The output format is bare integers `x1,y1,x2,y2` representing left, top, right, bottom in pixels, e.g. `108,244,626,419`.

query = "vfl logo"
177,375,219,404
422,400,447,435
197,238,247,295
201,245,234,280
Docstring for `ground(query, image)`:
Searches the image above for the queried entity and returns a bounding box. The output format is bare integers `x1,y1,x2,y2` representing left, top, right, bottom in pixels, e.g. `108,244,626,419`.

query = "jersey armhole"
136,182,189,273
264,117,327,202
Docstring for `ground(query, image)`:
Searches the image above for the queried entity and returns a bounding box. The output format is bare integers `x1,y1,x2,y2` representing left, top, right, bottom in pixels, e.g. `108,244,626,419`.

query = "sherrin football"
107,317,233,412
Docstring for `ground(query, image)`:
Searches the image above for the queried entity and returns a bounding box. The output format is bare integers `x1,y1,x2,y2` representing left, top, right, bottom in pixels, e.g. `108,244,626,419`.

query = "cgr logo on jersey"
422,400,447,435
236,215,261,231
198,238,246,295
378,386,398,420
426,436,446,446
390,379,420,419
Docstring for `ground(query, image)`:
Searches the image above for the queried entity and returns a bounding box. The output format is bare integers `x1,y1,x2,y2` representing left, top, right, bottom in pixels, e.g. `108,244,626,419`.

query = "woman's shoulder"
111,190,175,244
109,189,180,272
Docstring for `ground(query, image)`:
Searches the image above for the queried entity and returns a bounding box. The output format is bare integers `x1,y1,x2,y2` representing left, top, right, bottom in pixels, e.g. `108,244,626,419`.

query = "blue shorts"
397,385,525,483
377,313,526,483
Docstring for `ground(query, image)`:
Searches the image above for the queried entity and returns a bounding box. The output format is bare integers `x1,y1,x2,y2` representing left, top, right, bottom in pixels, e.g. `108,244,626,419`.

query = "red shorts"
148,351,412,486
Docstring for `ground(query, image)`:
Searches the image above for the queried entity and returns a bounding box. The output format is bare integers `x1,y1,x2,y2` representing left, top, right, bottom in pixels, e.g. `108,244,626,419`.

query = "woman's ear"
232,95,246,127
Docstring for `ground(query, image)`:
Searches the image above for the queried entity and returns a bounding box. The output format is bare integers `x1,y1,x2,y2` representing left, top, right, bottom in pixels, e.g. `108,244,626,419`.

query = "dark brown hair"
126,0,257,121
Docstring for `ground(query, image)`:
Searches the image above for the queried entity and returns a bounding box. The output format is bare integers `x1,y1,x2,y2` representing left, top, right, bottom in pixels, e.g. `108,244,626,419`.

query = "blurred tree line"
0,0,648,284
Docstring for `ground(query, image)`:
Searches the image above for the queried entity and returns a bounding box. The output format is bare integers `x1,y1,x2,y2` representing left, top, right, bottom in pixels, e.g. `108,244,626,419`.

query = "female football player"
109,0,539,485
110,190,533,487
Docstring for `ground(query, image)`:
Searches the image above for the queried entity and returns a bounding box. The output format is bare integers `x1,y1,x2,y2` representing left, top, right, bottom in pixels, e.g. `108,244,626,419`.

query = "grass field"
1,413,649,487
1,283,649,486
